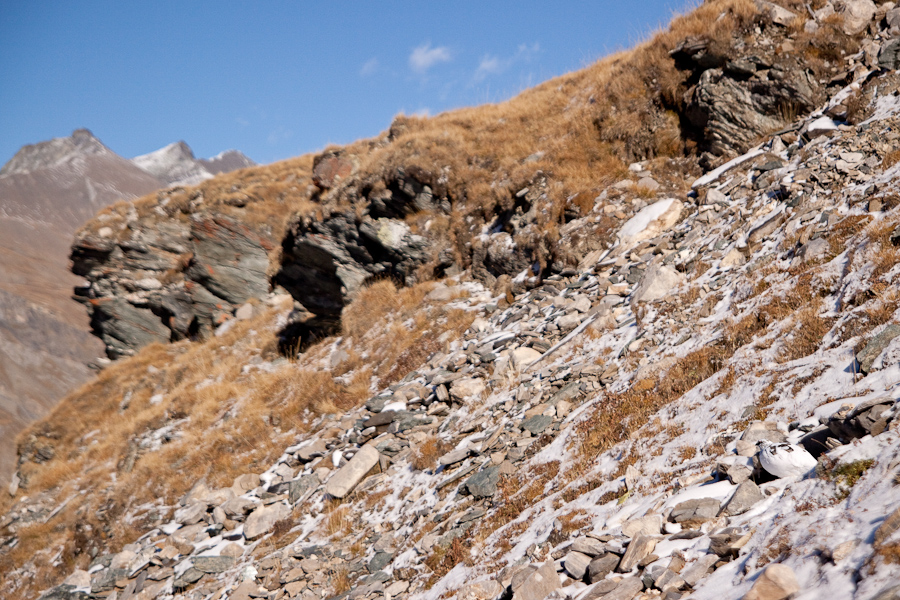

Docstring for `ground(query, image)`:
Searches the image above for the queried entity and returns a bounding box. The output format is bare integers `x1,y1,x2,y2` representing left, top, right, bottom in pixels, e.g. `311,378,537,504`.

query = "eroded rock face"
684,65,820,157
72,214,272,357
276,213,429,318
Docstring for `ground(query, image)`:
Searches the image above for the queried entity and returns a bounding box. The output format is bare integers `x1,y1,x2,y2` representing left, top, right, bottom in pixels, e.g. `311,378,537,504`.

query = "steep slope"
7,1,900,600
132,142,255,187
0,130,254,483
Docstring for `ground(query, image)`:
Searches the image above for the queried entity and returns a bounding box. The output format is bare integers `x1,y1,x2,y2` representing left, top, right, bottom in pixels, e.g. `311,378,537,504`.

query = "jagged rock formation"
10,2,900,600
71,214,272,357
276,215,430,318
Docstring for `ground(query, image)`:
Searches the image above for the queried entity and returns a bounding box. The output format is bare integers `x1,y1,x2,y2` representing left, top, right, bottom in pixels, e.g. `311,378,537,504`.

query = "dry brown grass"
778,304,834,363
0,277,476,597
411,436,451,472
576,345,727,461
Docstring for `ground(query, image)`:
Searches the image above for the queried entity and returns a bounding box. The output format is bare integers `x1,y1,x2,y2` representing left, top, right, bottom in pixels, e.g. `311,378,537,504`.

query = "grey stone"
681,554,719,587
740,427,787,445
297,440,328,462
721,481,765,516
587,554,620,583
709,527,752,558
616,533,658,572
521,415,553,435
881,39,900,70
289,475,319,504
459,580,503,600
192,555,235,573
244,502,291,540
440,448,471,466
836,0,875,35
512,561,560,600
276,214,429,318
581,580,618,600
744,563,799,600
684,64,818,157
621,514,662,538
654,569,685,593
368,551,393,573
564,551,592,579
632,263,685,304
38,585,91,600
570,537,606,557
670,498,721,524
465,466,501,498
857,325,900,374
221,497,256,517
325,444,380,498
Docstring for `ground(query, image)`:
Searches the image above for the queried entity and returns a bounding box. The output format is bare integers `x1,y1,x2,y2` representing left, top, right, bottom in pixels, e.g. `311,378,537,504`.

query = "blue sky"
0,1,698,166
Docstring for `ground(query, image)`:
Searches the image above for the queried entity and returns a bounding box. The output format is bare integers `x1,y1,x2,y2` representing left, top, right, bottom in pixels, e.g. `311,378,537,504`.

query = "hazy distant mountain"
0,129,255,482
132,141,255,187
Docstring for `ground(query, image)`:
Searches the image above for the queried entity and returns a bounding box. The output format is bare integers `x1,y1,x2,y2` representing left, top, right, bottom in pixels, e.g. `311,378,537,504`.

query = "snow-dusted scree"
11,2,900,600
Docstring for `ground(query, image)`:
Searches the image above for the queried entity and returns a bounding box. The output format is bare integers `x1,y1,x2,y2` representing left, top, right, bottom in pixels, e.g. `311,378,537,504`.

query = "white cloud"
473,42,541,82
267,127,293,145
360,57,379,76
409,42,452,74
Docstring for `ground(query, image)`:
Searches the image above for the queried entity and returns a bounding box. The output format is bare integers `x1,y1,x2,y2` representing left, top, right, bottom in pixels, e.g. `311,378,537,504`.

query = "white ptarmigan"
756,440,818,478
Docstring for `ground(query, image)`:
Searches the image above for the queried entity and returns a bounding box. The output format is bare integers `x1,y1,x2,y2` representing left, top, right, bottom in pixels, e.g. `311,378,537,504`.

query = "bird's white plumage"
757,440,818,478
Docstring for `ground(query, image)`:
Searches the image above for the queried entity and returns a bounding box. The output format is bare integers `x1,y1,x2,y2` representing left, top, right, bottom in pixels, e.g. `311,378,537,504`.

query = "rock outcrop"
71,214,272,357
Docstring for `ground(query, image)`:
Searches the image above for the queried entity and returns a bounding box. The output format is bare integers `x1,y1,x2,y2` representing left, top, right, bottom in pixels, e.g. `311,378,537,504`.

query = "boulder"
512,561,560,600
587,553,620,583
616,533,658,572
465,466,501,498
571,537,606,557
451,377,486,400
325,444,380,498
459,580,504,600
618,199,683,247
684,65,819,156
857,325,900,374
564,551,592,579
312,151,357,189
621,514,663,538
836,0,876,35
632,264,685,304
744,564,800,600
276,214,429,318
244,502,291,540
721,481,765,516
670,498,721,525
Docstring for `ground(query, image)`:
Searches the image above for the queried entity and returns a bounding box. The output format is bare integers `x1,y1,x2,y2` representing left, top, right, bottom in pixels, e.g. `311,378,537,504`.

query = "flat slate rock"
465,466,501,497
192,555,235,573
521,415,553,435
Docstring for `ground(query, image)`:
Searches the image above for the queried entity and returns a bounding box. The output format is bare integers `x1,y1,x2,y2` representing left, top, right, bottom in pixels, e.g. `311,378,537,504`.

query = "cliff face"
9,2,900,600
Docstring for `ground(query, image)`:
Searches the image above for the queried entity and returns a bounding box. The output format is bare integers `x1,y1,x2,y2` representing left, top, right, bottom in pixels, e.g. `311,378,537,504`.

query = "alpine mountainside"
7,1,900,600
0,130,254,483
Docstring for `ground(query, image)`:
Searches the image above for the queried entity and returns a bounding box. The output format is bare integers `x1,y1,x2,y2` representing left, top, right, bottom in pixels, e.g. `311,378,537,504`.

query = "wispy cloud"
267,126,293,145
360,57,379,77
409,42,452,74
473,42,541,82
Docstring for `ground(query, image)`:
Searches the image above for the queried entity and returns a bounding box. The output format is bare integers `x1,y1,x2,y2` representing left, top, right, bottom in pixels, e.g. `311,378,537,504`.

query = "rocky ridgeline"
13,1,900,599
70,0,899,362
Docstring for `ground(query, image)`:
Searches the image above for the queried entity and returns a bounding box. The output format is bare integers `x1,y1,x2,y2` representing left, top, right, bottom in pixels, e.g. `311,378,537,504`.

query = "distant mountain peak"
0,129,111,178
132,142,254,187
